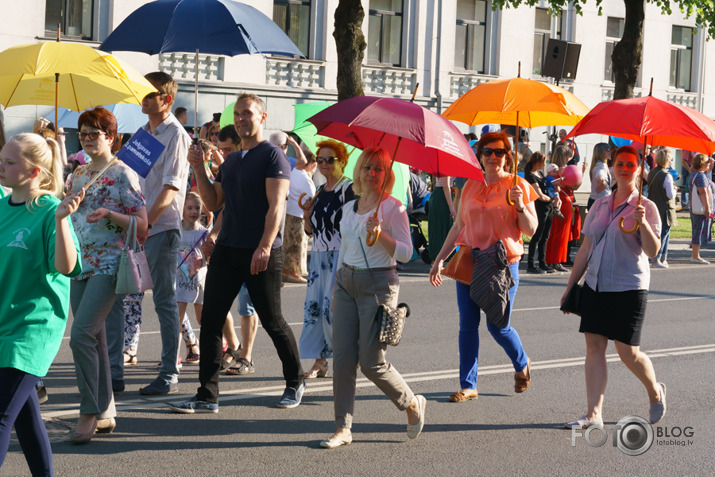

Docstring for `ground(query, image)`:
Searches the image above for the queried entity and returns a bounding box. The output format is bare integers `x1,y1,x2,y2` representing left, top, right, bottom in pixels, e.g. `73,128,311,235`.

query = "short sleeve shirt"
70,161,146,280
0,196,82,376
456,175,538,264
215,141,291,249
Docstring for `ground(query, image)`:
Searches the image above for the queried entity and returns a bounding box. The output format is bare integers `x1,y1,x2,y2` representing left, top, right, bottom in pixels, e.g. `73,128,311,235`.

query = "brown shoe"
514,358,531,393
282,272,307,284
449,390,478,402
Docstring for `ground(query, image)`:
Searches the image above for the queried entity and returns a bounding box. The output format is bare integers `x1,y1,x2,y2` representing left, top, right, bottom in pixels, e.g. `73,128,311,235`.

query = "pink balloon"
561,165,582,187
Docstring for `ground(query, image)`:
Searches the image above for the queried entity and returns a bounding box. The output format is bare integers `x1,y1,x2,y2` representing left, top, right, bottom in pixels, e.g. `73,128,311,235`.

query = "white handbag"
115,216,153,294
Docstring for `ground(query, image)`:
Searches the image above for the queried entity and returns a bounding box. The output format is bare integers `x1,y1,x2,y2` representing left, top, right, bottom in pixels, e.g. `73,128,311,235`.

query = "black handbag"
560,283,583,316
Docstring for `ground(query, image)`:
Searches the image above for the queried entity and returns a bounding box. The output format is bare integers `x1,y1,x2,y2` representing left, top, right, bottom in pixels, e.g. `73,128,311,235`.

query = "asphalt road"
3,239,714,477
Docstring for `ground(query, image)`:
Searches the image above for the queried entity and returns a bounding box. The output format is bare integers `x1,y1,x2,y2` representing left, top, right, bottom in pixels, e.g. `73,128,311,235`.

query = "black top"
215,141,291,249
310,179,355,252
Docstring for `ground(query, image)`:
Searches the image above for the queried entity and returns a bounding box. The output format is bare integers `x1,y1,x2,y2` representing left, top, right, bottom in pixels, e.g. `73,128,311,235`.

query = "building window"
368,0,404,66
273,0,311,58
532,8,564,76
604,17,624,82
454,0,487,73
670,26,694,91
45,0,93,40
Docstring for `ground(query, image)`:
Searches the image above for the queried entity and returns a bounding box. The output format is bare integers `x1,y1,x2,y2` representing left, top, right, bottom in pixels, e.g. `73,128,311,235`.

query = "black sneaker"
540,264,558,274
140,377,178,395
553,263,569,272
526,266,546,275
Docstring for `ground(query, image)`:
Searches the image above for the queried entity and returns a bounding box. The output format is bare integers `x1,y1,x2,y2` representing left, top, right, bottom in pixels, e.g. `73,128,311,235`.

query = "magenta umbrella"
308,93,483,245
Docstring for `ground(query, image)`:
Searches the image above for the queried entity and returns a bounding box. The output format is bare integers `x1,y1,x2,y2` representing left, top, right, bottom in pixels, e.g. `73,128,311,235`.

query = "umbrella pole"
506,111,520,205
194,49,199,138
55,73,59,132
618,136,648,234
366,138,402,246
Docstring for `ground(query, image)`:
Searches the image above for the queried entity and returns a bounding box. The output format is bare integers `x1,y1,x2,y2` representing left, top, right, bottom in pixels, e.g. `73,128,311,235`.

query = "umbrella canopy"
564,94,715,154
99,0,303,57
53,103,147,133
0,42,156,120
307,95,483,181
443,76,590,128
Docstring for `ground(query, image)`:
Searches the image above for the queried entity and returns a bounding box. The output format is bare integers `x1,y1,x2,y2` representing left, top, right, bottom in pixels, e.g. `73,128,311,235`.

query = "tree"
334,0,367,100
492,0,715,100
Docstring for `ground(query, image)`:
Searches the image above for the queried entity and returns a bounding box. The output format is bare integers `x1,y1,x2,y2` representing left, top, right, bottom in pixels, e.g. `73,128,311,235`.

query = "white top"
589,161,612,200
141,115,191,235
583,190,661,292
338,195,412,268
662,173,676,200
286,168,316,218
434,176,452,188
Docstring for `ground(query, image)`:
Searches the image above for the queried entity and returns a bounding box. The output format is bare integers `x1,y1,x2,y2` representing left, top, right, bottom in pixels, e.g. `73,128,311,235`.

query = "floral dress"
298,179,354,359
69,161,145,280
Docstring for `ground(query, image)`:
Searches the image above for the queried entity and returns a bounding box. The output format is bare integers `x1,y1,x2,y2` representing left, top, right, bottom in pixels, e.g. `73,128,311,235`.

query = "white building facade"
1,0,712,167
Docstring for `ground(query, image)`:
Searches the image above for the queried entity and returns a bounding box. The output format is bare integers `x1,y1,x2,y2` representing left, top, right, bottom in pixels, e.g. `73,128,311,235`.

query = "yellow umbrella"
0,41,156,128
443,64,589,204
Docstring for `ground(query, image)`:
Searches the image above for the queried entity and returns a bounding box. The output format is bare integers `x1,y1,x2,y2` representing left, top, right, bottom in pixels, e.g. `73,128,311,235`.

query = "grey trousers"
70,275,117,418
332,266,415,429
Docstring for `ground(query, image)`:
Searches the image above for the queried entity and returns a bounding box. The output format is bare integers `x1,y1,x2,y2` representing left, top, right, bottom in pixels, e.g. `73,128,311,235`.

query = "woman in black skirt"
561,146,667,429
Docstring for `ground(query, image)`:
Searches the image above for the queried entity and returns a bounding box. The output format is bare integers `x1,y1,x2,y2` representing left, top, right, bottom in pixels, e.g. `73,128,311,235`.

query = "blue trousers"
655,224,671,262
455,262,528,390
0,368,54,476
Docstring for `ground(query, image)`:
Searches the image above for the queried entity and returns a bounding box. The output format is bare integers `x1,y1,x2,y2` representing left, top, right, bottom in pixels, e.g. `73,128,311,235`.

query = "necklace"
325,175,347,191
182,223,197,231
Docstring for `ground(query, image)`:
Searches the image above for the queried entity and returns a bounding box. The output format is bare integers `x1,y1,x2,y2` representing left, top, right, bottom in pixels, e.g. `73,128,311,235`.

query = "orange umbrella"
443,64,589,204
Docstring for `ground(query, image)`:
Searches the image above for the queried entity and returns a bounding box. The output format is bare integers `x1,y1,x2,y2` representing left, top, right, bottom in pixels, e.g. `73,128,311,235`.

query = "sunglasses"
316,156,337,165
210,131,220,137
77,130,106,141
144,92,165,100
482,148,507,158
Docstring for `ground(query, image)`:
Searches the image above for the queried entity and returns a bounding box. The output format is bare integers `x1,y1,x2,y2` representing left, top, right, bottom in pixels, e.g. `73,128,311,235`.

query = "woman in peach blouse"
429,132,538,402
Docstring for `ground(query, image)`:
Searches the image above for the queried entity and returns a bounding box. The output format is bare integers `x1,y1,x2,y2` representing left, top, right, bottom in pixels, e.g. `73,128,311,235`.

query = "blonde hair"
551,144,573,168
9,133,64,209
351,146,395,196
655,148,673,168
185,191,203,209
692,153,709,170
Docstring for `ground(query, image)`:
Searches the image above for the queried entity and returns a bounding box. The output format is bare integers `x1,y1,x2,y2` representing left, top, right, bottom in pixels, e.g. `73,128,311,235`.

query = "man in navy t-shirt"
174,93,305,413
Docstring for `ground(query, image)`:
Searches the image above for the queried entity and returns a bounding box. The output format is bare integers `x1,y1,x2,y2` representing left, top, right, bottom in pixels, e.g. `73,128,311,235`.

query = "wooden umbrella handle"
365,208,380,246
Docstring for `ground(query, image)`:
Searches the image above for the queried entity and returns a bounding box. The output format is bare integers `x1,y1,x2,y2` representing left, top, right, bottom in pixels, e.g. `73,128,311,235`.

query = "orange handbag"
441,246,473,285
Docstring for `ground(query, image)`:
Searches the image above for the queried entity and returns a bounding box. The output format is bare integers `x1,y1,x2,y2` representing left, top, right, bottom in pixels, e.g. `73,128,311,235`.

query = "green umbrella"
293,102,409,205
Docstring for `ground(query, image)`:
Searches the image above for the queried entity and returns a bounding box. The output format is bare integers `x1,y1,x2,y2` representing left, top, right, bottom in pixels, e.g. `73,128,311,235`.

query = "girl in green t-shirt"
0,133,82,475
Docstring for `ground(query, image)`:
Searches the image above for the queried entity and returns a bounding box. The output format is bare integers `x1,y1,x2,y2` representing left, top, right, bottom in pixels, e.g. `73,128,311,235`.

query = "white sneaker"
652,260,668,269
689,257,710,265
565,415,604,429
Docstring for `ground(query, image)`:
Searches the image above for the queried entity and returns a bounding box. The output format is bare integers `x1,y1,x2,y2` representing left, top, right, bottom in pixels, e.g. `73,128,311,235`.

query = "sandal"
449,390,478,402
185,343,200,364
304,361,329,379
225,358,255,376
514,358,531,393
220,344,242,370
123,351,137,366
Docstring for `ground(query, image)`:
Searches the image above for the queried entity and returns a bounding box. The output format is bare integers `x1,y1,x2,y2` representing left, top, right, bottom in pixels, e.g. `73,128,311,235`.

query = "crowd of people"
1,72,713,474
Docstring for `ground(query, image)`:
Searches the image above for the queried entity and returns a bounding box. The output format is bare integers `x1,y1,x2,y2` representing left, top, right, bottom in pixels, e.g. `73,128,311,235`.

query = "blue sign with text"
116,128,165,178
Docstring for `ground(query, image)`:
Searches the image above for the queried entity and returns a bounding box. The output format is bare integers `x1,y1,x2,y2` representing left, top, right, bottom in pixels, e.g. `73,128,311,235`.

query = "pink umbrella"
308,93,483,245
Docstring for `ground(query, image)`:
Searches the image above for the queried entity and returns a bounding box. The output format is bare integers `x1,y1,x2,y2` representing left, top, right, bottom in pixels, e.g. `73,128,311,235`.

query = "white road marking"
41,343,715,419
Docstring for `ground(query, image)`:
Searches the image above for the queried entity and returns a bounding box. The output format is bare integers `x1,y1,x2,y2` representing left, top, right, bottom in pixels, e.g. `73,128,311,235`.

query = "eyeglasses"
482,148,507,158
144,92,165,100
77,130,106,141
210,131,220,137
316,156,337,165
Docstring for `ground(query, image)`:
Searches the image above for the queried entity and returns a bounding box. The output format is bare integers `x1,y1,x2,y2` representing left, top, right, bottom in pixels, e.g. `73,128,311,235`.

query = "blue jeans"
656,224,671,262
144,230,181,382
681,168,690,207
455,262,528,390
0,368,54,476
238,284,255,316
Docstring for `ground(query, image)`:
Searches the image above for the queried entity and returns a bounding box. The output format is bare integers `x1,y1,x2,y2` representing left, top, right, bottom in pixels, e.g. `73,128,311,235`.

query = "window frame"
670,25,694,91
367,0,405,67
454,0,488,73
272,0,312,59
532,7,564,77
604,17,624,83
44,0,94,41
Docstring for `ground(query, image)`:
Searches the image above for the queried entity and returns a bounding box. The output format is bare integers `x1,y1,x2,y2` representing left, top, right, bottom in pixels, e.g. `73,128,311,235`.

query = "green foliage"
491,0,715,38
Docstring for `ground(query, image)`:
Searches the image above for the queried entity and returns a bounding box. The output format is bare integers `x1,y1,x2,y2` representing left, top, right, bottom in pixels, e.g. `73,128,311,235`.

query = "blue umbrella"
53,103,147,133
99,0,303,131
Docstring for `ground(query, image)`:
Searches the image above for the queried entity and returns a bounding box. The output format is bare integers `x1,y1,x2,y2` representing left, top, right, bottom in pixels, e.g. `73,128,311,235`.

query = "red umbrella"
308,93,483,245
565,80,715,232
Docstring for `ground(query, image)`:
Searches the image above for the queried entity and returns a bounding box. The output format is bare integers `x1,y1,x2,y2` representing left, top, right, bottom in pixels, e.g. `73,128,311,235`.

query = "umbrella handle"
506,190,514,206
298,189,322,211
366,206,382,247
618,217,640,234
